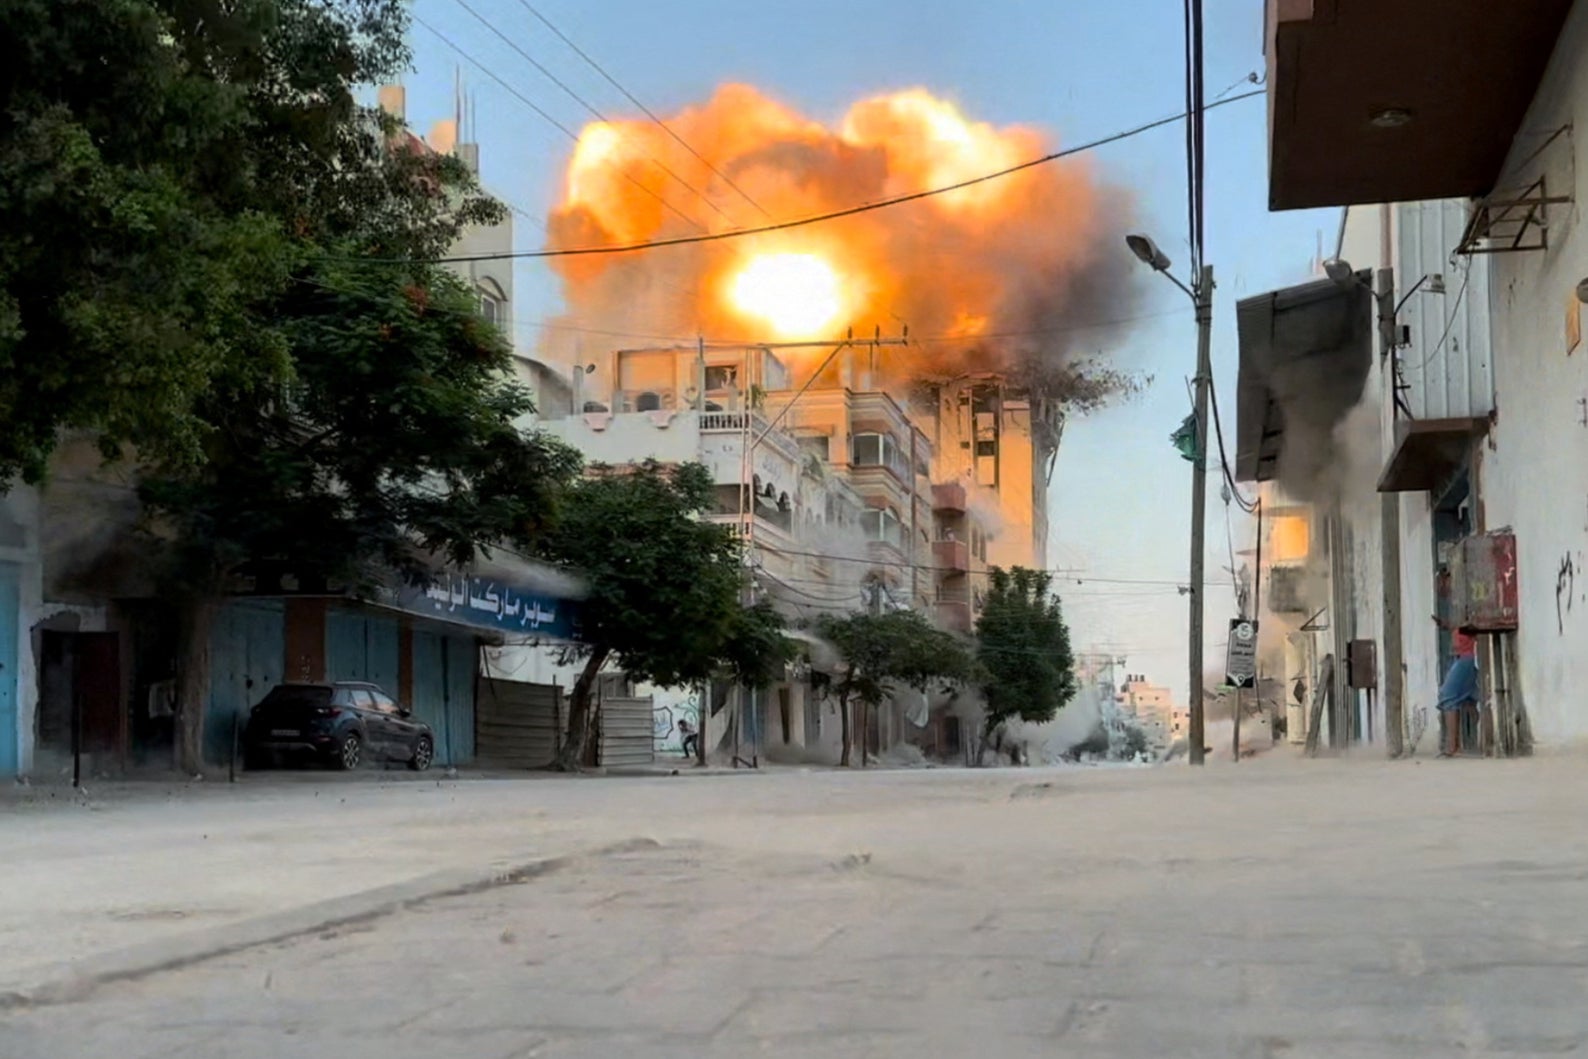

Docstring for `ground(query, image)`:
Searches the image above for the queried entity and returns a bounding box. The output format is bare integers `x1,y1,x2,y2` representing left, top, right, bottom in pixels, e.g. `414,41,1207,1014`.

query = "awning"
783,627,842,672
1266,0,1572,210
1235,272,1374,484
1377,417,1489,493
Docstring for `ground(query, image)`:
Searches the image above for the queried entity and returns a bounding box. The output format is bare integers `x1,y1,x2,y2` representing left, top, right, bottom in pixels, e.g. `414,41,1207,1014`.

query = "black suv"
242,682,435,772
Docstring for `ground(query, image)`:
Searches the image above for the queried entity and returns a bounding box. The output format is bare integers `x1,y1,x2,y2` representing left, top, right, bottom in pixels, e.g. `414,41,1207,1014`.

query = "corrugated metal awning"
1376,416,1489,493
1235,273,1374,484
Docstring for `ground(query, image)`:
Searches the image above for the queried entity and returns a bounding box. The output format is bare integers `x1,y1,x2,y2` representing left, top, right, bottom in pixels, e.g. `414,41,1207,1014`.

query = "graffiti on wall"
1558,552,1577,635
650,686,702,754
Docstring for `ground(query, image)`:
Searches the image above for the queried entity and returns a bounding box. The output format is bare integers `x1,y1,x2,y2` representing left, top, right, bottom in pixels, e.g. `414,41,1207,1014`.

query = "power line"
448,0,732,227
510,0,772,221
412,13,707,234
370,89,1266,265
767,544,1232,587
1206,381,1257,513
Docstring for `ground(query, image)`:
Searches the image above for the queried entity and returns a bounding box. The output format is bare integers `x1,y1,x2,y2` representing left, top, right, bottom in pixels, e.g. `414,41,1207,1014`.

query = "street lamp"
1126,232,1214,767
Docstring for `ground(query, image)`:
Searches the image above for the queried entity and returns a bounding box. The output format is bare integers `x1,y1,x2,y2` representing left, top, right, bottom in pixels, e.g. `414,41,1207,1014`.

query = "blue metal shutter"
0,562,19,775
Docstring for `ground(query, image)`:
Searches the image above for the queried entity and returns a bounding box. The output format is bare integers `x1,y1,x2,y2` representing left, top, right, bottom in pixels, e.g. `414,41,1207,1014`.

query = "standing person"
677,716,698,760
1433,612,1479,757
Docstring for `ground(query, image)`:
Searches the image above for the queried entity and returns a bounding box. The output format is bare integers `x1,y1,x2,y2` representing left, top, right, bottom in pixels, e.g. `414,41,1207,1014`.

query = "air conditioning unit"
1265,565,1308,614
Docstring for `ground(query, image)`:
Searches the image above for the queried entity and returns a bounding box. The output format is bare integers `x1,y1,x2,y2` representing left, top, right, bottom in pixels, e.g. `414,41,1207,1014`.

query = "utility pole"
1187,263,1214,766
1125,234,1214,767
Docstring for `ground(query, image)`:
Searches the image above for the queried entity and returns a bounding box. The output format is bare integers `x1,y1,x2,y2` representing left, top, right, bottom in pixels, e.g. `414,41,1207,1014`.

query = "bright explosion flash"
728,253,842,338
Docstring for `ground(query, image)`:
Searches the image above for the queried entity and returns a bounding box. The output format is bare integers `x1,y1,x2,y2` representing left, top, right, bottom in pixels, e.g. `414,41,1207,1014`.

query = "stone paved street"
7,755,1588,1056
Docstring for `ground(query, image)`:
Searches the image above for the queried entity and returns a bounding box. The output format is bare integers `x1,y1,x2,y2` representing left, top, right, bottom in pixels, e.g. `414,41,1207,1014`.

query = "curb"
0,836,662,1011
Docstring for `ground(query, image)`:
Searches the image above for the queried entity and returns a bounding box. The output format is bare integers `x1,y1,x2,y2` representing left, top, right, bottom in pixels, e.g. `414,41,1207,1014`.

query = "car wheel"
409,735,434,772
336,732,363,771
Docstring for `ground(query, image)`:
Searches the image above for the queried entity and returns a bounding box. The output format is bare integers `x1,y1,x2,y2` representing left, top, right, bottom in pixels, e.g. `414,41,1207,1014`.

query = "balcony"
935,600,973,634
933,539,969,573
932,481,968,514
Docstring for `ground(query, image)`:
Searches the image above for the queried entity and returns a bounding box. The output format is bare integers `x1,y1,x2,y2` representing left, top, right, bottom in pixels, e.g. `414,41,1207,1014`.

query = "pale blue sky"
401,0,1336,702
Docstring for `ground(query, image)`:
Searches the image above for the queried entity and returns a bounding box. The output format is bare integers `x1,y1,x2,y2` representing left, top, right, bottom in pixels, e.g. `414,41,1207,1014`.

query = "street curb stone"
0,836,662,1011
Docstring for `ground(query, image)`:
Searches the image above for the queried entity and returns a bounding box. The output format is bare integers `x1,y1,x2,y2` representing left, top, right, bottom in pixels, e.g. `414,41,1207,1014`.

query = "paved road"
8,754,1588,1057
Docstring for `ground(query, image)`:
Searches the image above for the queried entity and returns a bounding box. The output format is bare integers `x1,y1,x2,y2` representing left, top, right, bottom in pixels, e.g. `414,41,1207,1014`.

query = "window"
860,507,905,550
798,435,830,462
1270,516,1310,562
851,432,910,481
704,364,740,392
852,432,883,466
349,688,376,708
477,279,507,327
371,691,398,714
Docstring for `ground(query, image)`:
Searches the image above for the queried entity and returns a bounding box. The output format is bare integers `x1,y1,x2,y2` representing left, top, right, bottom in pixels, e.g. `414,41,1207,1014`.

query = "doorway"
1432,471,1477,753
36,631,121,770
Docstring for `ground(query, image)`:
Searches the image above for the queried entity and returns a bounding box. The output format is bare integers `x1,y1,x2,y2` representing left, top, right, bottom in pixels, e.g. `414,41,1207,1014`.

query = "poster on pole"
1226,618,1259,689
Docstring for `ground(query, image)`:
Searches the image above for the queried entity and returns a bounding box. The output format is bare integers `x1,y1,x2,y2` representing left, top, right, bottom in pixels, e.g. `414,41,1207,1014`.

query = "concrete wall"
543,411,703,468
1479,0,1588,744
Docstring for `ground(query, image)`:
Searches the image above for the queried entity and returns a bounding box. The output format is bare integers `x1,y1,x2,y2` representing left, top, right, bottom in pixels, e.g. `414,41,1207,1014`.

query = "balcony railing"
932,481,968,514
936,600,973,633
933,539,970,573
700,410,755,432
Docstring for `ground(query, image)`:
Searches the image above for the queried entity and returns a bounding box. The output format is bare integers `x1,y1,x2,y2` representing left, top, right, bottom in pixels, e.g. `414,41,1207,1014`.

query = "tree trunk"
555,646,609,771
175,597,218,776
861,701,870,768
838,691,852,767
695,683,708,768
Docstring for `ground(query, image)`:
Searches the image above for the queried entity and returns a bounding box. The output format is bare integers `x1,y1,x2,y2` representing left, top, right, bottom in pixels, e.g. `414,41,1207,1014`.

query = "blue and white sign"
392,572,580,641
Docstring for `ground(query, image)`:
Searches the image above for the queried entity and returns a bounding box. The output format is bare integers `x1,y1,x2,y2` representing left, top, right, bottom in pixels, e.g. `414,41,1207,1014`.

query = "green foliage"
722,599,799,691
0,0,504,484
114,0,555,594
975,566,1077,734
542,461,773,688
817,608,973,709
139,257,584,593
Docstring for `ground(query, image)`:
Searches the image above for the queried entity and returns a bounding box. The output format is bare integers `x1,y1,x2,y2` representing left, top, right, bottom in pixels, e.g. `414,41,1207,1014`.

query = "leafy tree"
0,0,462,484
141,259,582,771
69,0,579,771
975,566,1077,750
540,461,792,771
817,609,972,767
0,0,285,482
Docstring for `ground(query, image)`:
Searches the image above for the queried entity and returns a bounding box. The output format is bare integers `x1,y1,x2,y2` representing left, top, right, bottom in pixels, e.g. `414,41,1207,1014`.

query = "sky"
400,0,1339,703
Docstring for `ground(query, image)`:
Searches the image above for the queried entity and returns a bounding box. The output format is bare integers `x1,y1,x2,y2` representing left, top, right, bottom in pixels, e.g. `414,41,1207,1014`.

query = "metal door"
408,632,476,766
0,562,18,775
207,601,283,766
326,611,400,693
598,696,655,767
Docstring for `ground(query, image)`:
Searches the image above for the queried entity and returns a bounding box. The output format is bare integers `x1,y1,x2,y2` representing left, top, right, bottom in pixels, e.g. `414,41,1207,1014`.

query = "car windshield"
257,686,333,708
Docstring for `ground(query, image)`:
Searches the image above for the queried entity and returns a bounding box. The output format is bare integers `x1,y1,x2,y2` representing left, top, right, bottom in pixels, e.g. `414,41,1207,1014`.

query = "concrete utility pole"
1186,264,1214,766
1376,266,1407,758
1127,232,1214,766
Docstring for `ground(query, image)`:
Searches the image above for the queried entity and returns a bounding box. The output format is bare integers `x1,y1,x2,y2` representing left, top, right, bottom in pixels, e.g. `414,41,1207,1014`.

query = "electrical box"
1347,639,1377,690
1450,531,1520,632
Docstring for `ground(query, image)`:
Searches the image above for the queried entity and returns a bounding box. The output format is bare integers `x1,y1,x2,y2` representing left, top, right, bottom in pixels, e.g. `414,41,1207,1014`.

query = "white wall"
1480,0,1588,744
543,411,704,467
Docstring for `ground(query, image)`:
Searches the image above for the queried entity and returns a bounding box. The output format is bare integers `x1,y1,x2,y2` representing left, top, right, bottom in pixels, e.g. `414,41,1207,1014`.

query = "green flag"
1170,413,1202,465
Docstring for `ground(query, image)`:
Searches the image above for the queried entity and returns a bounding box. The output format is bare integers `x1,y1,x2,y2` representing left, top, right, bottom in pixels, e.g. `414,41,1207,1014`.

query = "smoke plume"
543,84,1139,382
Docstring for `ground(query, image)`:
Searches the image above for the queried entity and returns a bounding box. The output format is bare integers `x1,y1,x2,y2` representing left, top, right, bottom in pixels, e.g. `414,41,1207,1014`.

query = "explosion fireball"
544,84,1137,384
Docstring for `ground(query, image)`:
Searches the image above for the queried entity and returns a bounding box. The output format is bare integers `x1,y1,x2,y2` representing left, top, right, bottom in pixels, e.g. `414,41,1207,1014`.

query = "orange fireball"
543,83,1135,382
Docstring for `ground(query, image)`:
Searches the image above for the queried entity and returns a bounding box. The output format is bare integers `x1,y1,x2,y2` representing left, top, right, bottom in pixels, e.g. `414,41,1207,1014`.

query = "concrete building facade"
1246,0,1588,751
